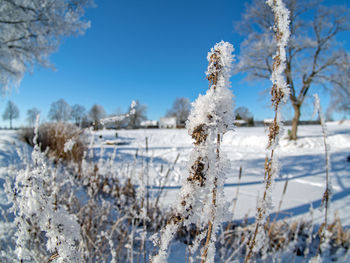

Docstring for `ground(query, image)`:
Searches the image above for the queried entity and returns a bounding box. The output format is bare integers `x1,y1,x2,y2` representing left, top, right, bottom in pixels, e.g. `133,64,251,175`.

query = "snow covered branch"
0,0,93,93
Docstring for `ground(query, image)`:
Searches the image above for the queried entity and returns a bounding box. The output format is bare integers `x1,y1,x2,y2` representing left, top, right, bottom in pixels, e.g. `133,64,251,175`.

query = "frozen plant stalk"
313,93,332,256
152,41,235,263
313,94,331,227
245,0,290,262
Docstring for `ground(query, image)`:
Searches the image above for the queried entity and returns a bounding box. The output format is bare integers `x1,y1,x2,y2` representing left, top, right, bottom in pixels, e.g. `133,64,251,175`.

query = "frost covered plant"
313,94,331,228
312,93,332,257
70,135,166,262
245,0,290,262
152,41,235,263
6,117,82,262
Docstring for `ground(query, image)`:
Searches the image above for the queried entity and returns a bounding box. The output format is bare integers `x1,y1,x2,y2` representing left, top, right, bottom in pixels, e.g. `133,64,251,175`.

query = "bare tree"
234,106,252,120
327,53,350,118
113,107,128,129
26,107,40,127
234,106,254,126
71,104,86,127
0,0,93,93
89,104,106,130
127,100,147,129
3,100,19,129
166,97,191,126
48,99,71,122
236,0,350,139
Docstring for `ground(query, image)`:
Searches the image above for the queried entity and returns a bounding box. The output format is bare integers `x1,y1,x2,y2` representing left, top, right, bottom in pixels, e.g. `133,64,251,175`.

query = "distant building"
140,120,158,128
176,119,187,128
159,117,177,129
264,118,274,125
234,119,247,127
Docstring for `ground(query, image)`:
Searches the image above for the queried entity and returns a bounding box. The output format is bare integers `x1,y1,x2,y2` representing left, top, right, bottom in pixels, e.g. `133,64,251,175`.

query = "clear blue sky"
1,0,349,127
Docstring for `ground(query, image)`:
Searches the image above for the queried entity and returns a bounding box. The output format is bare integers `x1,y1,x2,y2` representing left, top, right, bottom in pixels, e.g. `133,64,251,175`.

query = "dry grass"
222,216,350,261
19,122,86,165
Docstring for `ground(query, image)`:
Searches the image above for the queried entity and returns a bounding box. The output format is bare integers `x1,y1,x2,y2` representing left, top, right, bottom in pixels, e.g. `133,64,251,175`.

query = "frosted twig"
245,0,290,262
313,94,331,228
225,166,243,232
154,153,180,209
273,177,289,223
313,93,332,257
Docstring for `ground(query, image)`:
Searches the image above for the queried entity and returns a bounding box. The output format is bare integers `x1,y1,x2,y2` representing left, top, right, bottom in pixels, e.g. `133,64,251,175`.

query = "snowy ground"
0,121,349,229
89,121,350,227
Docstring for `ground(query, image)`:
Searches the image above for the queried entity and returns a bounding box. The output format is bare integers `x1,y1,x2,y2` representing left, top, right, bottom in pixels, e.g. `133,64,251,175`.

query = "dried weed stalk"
313,93,332,257
245,0,290,262
152,41,234,263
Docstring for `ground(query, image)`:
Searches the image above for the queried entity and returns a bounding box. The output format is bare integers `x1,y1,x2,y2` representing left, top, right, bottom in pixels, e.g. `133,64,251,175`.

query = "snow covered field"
86,121,350,227
0,121,349,262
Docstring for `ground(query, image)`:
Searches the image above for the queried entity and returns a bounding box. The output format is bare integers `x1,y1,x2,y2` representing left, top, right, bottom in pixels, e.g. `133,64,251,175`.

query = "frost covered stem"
152,41,235,263
154,153,180,209
200,54,222,263
320,115,330,227
47,252,59,263
245,0,290,262
225,166,242,233
313,94,331,251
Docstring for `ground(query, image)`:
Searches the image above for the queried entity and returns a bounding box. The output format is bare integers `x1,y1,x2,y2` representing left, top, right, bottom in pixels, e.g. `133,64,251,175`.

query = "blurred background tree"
3,100,19,129
166,97,191,127
236,0,350,139
48,99,71,123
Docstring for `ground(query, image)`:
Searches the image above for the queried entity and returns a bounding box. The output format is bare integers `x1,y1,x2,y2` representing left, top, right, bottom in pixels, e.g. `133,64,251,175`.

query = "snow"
0,122,349,260
140,120,158,127
85,122,350,228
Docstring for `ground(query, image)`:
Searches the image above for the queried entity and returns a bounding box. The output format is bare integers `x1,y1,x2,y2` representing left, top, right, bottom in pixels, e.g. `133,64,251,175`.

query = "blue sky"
1,0,349,127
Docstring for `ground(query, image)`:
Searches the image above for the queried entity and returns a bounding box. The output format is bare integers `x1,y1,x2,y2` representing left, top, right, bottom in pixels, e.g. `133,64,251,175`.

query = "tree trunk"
10,118,12,129
290,104,301,140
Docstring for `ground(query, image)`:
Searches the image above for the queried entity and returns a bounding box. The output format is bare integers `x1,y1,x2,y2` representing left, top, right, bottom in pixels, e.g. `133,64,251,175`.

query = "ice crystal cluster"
153,41,235,263
187,42,235,135
266,0,290,150
266,0,290,105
